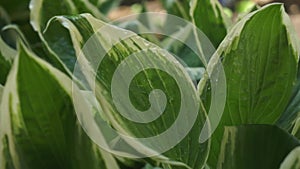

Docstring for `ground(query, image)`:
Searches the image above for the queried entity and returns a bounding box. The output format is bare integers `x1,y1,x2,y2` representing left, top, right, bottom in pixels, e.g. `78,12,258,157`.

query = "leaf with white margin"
29,0,106,74
47,14,209,169
0,42,119,169
280,146,300,169
0,37,17,85
205,4,299,168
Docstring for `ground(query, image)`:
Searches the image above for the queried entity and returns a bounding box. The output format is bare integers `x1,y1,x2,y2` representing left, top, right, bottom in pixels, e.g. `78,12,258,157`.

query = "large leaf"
190,0,229,48
0,42,117,169
49,14,209,169
0,37,16,85
207,4,299,168
280,146,300,169
217,125,300,169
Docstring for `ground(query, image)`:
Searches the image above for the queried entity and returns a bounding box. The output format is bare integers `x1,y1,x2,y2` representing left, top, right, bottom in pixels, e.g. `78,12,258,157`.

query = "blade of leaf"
204,4,299,168
50,14,209,169
280,146,300,169
0,42,117,169
217,125,300,169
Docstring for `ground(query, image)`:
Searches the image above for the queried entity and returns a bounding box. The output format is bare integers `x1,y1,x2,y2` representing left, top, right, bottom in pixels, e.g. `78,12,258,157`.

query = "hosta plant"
0,0,300,169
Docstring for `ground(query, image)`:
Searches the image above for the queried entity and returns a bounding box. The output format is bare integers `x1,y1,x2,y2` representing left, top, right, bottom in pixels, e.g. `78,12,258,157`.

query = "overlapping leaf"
0,42,117,169
206,4,299,168
217,125,300,169
190,0,230,48
277,62,300,131
292,118,300,139
0,37,16,85
47,14,209,169
280,146,300,169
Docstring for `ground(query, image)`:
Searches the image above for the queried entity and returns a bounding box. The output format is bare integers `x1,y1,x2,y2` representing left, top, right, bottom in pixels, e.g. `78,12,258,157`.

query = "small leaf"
292,118,300,139
190,0,230,48
161,0,190,20
217,125,300,169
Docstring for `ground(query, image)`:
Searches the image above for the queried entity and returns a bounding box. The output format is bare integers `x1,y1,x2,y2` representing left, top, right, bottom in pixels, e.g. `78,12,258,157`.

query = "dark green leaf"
217,125,300,169
190,0,230,48
0,37,16,85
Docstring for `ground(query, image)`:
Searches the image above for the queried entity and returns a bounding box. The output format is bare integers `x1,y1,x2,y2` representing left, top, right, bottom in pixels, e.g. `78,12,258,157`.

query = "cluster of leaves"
0,0,300,169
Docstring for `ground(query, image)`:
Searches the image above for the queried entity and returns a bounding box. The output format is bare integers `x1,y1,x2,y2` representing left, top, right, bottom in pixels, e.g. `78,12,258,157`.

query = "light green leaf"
292,118,300,139
0,84,3,103
0,42,116,169
280,146,300,169
190,0,230,48
49,14,209,169
207,4,299,168
217,125,300,169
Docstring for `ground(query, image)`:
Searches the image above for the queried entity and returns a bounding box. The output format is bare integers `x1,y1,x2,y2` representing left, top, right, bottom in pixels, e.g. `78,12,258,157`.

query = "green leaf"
29,0,106,74
30,0,105,32
49,14,209,169
143,163,163,169
88,0,121,15
161,24,203,67
217,125,300,169
118,20,160,46
0,84,3,103
0,37,16,85
160,0,190,20
292,118,300,139
207,4,299,168
190,0,230,48
280,146,300,169
0,42,116,169
277,63,300,131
